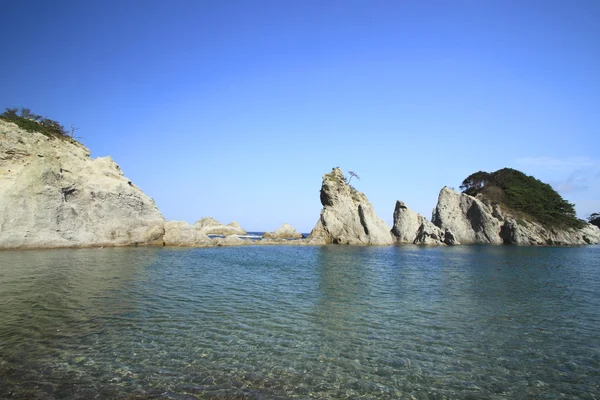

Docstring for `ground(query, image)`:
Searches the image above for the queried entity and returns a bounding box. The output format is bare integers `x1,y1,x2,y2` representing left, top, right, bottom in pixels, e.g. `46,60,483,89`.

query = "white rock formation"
432,186,600,246
390,200,458,245
0,120,165,249
194,217,246,236
163,221,212,247
500,218,600,246
307,168,392,245
263,223,303,239
432,187,503,244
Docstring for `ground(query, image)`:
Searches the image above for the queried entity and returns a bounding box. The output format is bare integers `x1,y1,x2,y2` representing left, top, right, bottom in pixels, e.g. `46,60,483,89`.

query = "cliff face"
391,201,457,245
307,168,392,245
0,120,165,249
432,187,503,244
431,187,600,246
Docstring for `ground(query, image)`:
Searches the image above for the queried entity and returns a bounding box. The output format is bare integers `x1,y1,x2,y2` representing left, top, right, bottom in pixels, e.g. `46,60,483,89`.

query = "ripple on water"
1,245,600,399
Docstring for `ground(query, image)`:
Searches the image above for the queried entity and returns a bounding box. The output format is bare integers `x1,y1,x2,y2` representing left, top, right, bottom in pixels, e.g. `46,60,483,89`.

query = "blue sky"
1,0,599,232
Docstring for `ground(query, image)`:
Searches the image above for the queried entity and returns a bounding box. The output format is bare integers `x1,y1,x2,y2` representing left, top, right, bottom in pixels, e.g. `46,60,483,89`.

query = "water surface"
0,245,599,399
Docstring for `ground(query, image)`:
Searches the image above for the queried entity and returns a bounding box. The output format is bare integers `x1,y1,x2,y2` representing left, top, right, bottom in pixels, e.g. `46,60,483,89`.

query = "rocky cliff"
432,187,503,244
0,120,165,249
307,168,392,245
391,201,457,245
432,187,600,246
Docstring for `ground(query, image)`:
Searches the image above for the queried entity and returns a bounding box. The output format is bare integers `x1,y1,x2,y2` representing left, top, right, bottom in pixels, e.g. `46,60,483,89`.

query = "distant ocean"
1,245,599,399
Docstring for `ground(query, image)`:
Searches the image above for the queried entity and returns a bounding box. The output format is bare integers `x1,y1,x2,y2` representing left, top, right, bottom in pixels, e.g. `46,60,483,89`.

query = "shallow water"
0,245,599,399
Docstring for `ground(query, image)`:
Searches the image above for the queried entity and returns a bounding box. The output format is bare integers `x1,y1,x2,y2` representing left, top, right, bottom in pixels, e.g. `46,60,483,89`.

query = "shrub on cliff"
589,213,600,228
1,107,68,138
460,168,583,229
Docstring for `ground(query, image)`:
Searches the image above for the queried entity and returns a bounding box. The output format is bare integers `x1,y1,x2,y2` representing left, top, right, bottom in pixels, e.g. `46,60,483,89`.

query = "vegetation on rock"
1,107,69,138
589,213,600,228
460,168,583,229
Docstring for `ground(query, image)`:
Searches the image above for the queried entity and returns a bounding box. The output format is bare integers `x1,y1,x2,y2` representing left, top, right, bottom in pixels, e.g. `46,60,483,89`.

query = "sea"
0,243,599,399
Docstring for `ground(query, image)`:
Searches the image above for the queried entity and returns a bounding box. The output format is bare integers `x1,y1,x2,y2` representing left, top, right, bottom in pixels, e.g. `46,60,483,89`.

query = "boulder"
390,200,448,245
194,217,246,236
0,120,165,249
432,187,503,244
263,223,303,239
163,221,212,247
307,168,392,245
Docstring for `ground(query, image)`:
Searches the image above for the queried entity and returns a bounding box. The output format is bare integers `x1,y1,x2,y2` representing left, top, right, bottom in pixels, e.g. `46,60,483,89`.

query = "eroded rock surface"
432,187,503,244
0,120,165,249
194,217,246,236
307,168,392,245
263,223,303,239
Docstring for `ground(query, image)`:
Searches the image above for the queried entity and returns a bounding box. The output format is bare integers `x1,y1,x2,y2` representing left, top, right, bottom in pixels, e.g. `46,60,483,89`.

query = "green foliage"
461,168,583,229
0,107,68,138
589,213,600,228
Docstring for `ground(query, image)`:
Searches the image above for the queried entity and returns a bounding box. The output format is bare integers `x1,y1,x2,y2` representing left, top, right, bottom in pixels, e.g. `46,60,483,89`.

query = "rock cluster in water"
393,187,600,246
1,119,598,249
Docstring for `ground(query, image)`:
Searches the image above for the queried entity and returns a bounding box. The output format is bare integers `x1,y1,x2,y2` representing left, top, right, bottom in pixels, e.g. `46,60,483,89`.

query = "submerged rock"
194,217,246,236
0,120,165,249
307,168,392,245
263,223,303,239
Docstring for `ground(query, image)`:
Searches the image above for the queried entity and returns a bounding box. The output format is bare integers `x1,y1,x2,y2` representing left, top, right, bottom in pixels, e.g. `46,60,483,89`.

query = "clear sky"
1,0,599,232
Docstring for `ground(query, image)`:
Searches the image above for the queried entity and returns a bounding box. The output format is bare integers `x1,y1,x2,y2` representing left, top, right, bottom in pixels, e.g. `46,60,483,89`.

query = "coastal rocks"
307,168,392,245
431,186,600,246
194,217,246,236
263,223,303,239
163,221,212,247
432,187,503,245
0,120,165,249
391,201,459,245
500,218,600,246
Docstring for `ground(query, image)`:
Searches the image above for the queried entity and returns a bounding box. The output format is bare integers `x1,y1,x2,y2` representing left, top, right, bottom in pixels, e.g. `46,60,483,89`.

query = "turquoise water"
0,245,599,399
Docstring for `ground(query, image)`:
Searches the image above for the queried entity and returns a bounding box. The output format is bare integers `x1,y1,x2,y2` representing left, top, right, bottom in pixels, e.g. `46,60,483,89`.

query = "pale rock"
263,223,303,239
432,187,503,244
0,120,165,249
163,221,212,247
500,219,600,246
307,168,392,245
391,200,447,245
213,235,247,246
194,217,246,236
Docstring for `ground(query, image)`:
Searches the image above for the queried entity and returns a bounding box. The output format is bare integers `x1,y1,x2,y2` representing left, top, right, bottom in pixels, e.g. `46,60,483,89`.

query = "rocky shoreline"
1,119,599,250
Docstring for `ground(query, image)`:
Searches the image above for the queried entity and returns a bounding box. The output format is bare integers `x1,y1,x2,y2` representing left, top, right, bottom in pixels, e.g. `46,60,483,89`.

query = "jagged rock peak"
432,186,503,245
391,200,457,246
308,168,392,245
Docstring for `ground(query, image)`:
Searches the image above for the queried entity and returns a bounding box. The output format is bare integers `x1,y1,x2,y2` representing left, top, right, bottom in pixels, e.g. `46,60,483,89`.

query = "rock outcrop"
500,218,600,246
432,186,600,246
163,221,212,247
391,201,457,245
194,217,246,236
432,187,503,245
0,120,165,249
263,223,303,239
307,168,392,245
